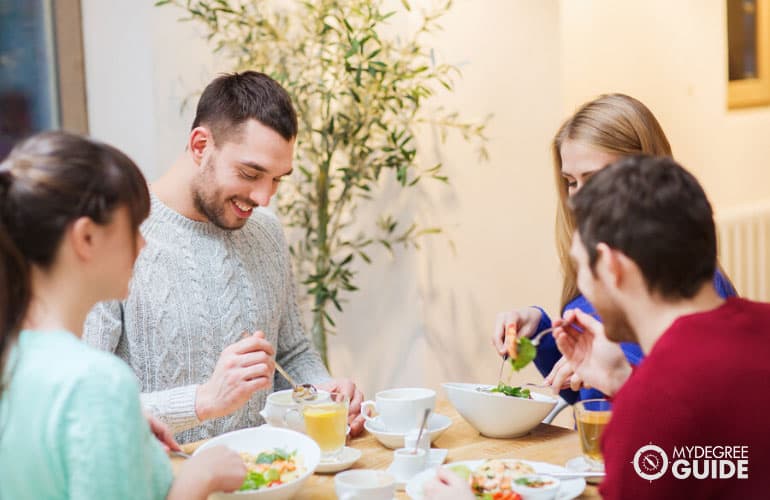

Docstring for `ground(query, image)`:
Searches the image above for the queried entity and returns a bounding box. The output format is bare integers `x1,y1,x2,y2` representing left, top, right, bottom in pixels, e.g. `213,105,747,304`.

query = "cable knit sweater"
84,195,330,443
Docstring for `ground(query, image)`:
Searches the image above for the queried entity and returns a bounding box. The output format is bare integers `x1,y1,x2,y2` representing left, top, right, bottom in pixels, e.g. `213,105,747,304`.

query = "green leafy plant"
157,0,489,366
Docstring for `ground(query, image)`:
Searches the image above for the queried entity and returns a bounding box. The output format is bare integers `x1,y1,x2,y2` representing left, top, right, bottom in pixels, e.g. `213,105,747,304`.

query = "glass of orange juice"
574,398,612,469
302,392,349,460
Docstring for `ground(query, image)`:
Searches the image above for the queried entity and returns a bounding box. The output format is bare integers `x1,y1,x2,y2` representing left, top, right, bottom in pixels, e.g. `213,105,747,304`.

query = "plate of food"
194,426,321,499
405,459,585,500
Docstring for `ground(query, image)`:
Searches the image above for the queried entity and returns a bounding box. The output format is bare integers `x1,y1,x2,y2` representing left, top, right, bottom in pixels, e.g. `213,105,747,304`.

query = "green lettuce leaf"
509,336,536,371
489,383,531,399
240,471,267,491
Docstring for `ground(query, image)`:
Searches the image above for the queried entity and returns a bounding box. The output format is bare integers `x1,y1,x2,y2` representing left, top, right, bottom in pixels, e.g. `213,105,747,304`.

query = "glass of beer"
302,392,349,460
574,398,612,468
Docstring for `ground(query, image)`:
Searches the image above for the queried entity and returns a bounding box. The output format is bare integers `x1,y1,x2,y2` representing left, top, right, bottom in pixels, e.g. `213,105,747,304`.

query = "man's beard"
191,156,244,231
594,300,638,344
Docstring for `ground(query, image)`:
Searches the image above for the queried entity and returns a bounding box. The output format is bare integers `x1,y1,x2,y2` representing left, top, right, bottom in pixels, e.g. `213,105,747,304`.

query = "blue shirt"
532,270,737,404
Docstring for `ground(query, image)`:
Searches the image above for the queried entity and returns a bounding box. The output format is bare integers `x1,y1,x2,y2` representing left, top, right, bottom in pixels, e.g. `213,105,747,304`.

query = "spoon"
170,450,192,459
413,408,431,454
240,330,318,403
274,360,318,403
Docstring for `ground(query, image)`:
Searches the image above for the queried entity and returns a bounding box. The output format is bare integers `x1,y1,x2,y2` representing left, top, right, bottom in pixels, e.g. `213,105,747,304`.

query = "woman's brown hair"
0,131,150,397
552,94,672,310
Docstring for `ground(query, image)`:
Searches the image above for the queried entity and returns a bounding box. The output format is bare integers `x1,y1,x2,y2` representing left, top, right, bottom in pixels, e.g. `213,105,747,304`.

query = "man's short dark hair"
192,71,298,144
569,155,716,299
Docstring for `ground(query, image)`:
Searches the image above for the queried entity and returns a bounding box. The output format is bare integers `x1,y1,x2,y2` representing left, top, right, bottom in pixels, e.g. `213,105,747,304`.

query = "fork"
500,325,560,363
531,325,560,346
499,325,565,384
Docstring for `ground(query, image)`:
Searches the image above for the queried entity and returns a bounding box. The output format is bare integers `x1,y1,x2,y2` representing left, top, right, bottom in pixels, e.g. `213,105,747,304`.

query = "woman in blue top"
0,132,246,499
491,94,737,404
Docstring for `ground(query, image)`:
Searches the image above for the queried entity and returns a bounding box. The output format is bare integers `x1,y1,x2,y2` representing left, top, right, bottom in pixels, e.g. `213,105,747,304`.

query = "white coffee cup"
334,469,395,500
361,387,436,433
259,389,330,432
390,448,427,483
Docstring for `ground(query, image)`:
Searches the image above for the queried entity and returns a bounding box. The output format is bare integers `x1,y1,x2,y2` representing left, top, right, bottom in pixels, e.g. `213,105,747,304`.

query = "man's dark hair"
192,71,298,143
569,155,716,299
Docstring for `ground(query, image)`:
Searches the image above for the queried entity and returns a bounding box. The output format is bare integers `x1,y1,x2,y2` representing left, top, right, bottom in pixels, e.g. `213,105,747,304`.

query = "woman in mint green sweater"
0,132,246,499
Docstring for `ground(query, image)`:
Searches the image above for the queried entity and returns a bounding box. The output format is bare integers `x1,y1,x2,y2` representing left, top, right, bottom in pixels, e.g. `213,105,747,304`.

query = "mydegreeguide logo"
633,443,749,482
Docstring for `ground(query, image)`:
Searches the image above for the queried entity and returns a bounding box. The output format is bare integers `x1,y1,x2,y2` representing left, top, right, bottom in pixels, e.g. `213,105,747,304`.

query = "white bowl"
364,412,452,449
511,474,561,500
195,426,321,499
442,383,557,438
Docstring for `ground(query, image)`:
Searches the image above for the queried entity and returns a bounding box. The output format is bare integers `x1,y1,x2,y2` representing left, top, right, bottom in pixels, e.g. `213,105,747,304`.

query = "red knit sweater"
599,298,770,499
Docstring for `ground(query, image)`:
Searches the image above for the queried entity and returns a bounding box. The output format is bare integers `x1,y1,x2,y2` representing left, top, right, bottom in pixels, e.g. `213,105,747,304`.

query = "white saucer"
565,456,604,484
386,448,449,490
315,446,362,474
364,413,452,449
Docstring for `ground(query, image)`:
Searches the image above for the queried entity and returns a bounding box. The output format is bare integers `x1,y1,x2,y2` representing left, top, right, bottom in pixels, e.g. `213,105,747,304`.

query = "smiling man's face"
191,119,294,230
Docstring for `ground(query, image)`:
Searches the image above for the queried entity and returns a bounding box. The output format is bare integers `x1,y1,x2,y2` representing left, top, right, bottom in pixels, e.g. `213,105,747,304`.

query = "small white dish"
386,449,448,490
511,474,561,500
335,469,395,500
364,413,452,449
565,456,604,484
315,446,362,474
389,448,427,486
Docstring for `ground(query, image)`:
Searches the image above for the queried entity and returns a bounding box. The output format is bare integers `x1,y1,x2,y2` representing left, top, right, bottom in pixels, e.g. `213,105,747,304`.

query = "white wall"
559,0,770,210
82,0,227,181
327,0,563,397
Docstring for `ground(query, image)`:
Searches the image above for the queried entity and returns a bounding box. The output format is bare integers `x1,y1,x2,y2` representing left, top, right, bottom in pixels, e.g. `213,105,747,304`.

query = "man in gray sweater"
84,71,364,444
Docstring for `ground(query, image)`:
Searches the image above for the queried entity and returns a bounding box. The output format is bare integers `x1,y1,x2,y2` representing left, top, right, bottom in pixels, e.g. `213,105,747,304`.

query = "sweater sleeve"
531,302,584,405
63,359,173,500
268,216,331,389
531,305,560,378
140,385,201,435
84,289,201,435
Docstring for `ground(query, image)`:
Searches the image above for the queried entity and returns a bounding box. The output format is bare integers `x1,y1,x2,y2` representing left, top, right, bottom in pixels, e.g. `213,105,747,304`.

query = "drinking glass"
574,398,612,468
302,392,349,460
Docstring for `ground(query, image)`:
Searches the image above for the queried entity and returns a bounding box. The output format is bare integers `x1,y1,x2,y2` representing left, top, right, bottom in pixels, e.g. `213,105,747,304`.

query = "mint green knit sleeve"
62,358,173,499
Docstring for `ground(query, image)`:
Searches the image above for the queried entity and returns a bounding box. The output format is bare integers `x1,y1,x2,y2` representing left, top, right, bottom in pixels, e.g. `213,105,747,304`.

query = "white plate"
364,413,452,449
405,459,586,500
314,447,362,474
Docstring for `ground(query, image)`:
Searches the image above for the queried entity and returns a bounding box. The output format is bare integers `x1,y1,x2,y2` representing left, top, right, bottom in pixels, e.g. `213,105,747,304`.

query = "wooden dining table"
171,399,601,499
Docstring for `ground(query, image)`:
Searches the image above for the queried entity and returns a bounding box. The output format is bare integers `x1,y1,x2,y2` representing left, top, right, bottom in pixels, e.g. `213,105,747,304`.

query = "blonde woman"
0,132,246,499
491,94,736,403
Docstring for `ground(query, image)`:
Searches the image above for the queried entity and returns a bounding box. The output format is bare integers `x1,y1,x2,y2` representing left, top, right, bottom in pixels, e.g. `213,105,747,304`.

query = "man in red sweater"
553,155,770,498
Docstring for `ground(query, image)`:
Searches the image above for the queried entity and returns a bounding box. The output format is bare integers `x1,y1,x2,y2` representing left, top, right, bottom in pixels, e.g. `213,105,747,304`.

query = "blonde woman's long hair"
553,94,672,310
